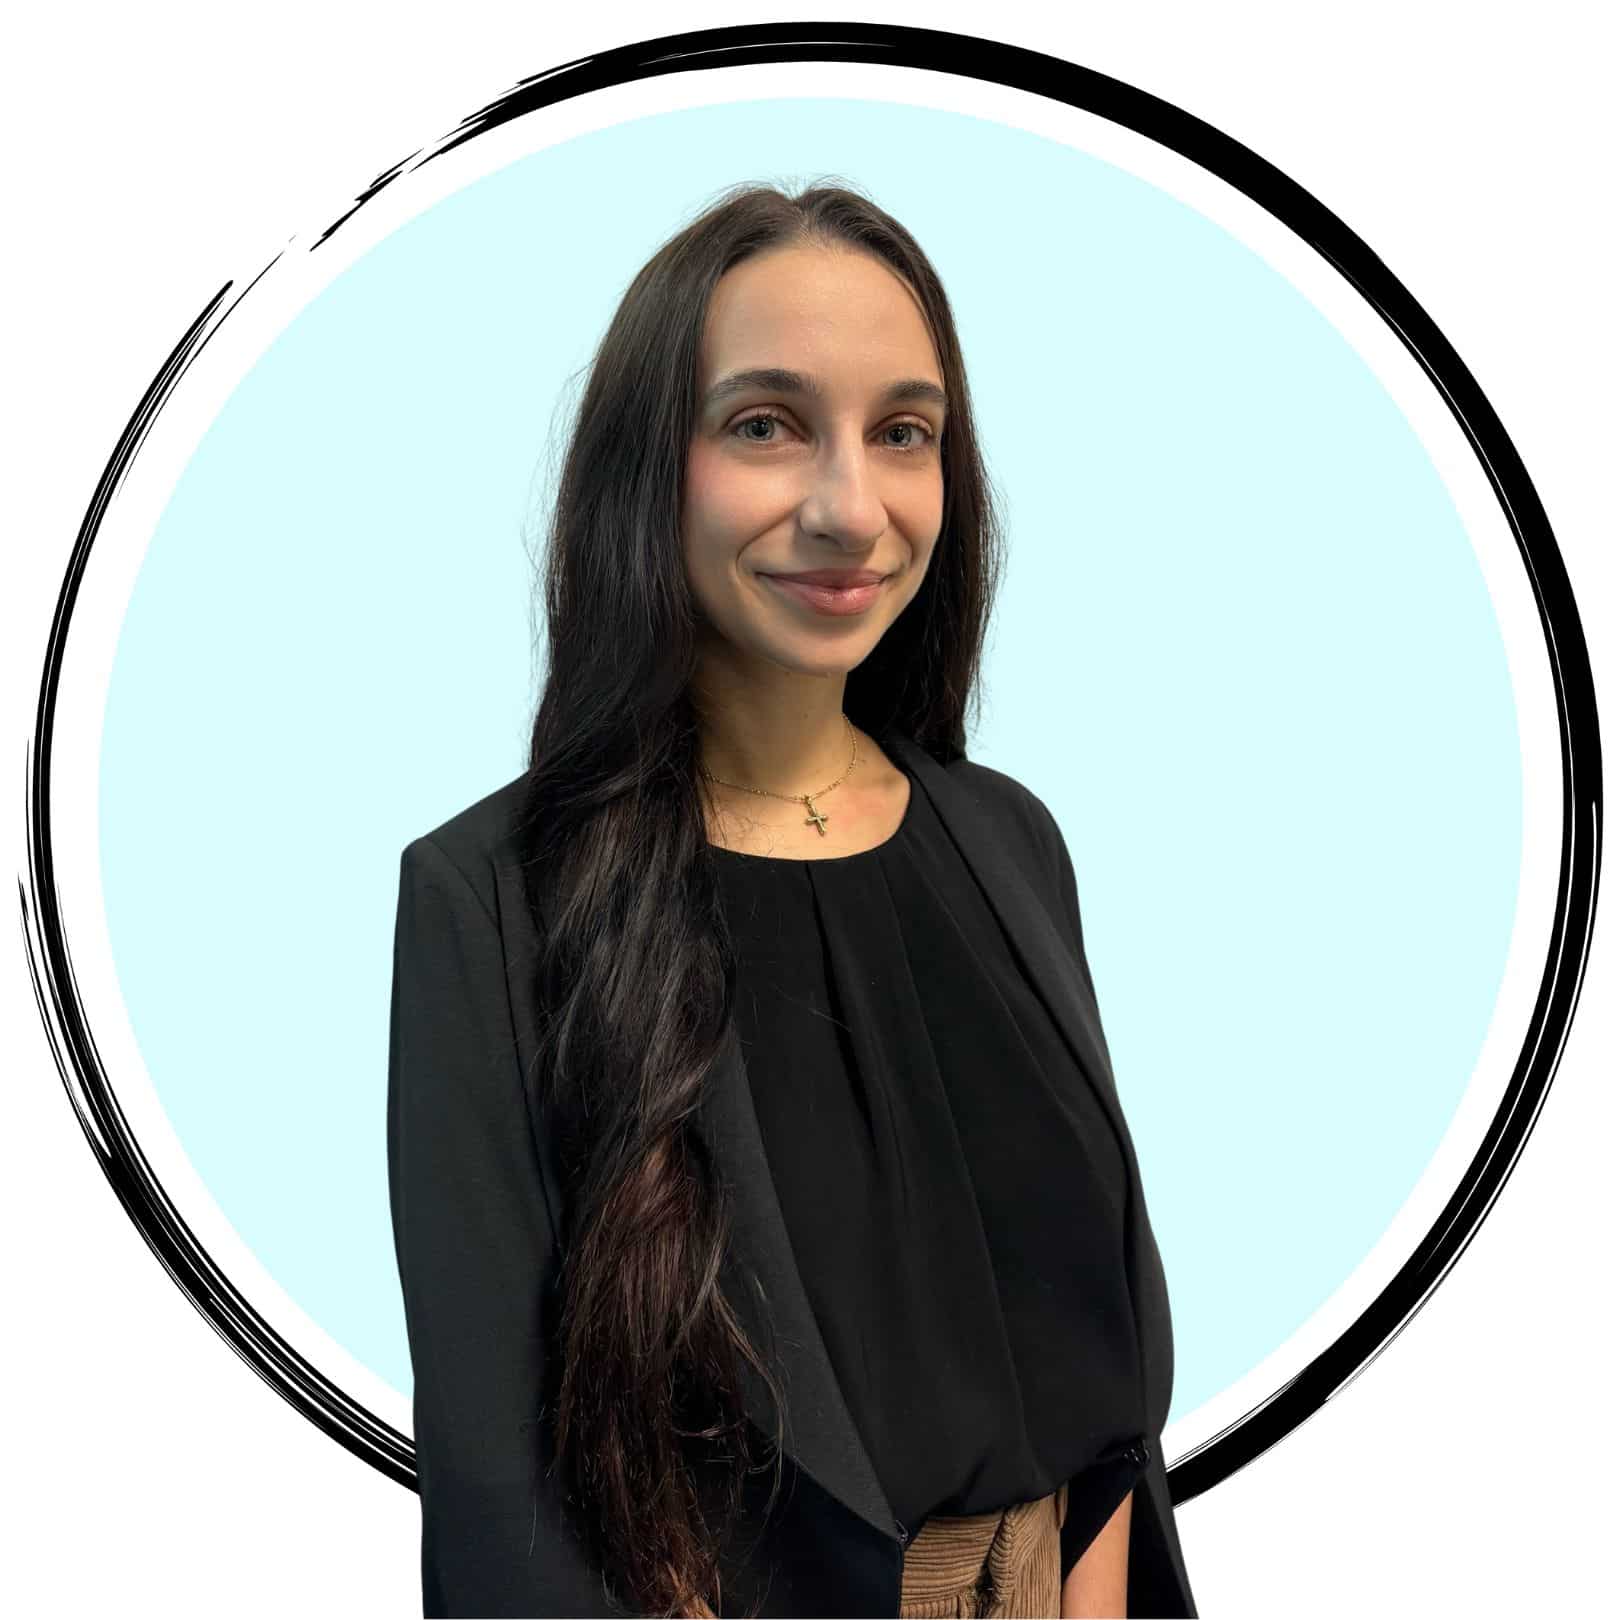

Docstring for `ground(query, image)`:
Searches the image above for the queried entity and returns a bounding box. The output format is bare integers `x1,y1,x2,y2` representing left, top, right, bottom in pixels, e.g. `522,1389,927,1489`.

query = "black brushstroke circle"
22,20,1602,1508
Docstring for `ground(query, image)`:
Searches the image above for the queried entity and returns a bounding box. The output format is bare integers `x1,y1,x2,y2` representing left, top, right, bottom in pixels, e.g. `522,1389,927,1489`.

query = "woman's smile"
759,571,891,616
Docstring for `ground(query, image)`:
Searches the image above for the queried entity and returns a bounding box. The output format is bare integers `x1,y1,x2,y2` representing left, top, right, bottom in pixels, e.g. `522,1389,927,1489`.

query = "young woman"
387,180,1198,1619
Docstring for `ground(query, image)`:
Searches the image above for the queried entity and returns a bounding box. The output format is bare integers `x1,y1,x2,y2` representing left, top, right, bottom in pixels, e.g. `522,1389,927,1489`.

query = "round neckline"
708,755,917,866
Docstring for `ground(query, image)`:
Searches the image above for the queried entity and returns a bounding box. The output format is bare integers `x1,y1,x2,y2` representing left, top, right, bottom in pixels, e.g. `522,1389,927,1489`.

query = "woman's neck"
690,656,858,794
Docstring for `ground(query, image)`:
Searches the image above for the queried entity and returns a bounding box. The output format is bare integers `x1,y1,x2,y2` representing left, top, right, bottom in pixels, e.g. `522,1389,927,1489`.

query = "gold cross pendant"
802,795,830,836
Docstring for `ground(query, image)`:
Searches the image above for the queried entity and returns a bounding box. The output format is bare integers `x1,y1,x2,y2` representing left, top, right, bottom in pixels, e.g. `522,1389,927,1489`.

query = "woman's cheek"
687,449,747,537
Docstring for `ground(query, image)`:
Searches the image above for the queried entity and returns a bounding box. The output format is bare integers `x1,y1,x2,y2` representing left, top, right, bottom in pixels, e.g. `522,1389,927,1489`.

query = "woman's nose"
798,437,887,541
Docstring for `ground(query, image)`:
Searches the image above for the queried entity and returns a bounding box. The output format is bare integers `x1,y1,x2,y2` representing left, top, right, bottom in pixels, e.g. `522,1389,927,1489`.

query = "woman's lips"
762,574,886,616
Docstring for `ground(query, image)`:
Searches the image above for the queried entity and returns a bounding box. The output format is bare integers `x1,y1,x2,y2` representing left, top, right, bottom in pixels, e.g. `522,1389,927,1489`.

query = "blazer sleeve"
387,834,623,1618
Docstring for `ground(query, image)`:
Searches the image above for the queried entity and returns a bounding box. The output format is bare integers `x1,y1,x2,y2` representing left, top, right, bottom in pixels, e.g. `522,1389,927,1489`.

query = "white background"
2,3,1613,1615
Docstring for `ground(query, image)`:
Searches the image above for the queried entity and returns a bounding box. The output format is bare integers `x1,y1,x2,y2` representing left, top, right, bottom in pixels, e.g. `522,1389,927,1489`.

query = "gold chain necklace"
697,713,859,837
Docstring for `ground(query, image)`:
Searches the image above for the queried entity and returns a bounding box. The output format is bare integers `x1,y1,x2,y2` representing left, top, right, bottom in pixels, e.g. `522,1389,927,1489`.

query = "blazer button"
1129,1439,1150,1465
895,1519,911,1545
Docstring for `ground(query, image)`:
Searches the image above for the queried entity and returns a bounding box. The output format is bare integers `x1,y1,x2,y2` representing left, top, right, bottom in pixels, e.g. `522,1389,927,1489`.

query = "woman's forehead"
699,249,941,389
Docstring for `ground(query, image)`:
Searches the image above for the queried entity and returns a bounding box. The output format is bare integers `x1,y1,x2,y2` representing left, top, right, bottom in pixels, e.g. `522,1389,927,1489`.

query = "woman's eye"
729,411,935,451
882,421,934,451
733,410,788,444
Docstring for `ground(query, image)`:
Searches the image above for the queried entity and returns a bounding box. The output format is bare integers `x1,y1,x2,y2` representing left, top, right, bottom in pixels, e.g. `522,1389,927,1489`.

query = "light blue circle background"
100,95,1520,1419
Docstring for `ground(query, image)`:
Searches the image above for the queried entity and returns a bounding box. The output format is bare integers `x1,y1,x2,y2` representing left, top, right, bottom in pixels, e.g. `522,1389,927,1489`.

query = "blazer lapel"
694,1018,901,1545
886,734,1143,1193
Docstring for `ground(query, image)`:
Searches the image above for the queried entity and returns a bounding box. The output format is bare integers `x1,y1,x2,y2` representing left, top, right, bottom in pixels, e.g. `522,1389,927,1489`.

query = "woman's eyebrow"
701,367,949,415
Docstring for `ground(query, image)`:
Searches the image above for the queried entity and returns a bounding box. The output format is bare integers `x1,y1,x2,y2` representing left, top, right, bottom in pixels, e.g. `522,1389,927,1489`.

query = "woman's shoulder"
953,756,1051,822
400,769,532,928
885,731,1061,883
909,740,1057,850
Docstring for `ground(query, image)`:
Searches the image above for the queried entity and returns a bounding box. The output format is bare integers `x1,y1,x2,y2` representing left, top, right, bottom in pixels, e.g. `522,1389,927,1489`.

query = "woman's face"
683,242,948,680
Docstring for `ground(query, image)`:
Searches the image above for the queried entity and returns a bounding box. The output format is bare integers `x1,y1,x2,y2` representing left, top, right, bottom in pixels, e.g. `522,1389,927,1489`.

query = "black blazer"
387,731,1198,1618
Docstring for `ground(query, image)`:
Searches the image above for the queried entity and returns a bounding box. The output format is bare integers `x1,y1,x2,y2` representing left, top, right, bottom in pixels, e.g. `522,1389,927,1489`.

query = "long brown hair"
515,177,1004,1615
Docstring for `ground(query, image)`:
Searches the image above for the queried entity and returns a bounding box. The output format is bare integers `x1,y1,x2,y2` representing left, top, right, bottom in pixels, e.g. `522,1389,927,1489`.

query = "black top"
710,743,1149,1581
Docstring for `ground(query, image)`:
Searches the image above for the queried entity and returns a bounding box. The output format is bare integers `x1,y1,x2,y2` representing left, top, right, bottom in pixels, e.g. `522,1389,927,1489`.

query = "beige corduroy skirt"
898,1481,1070,1619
